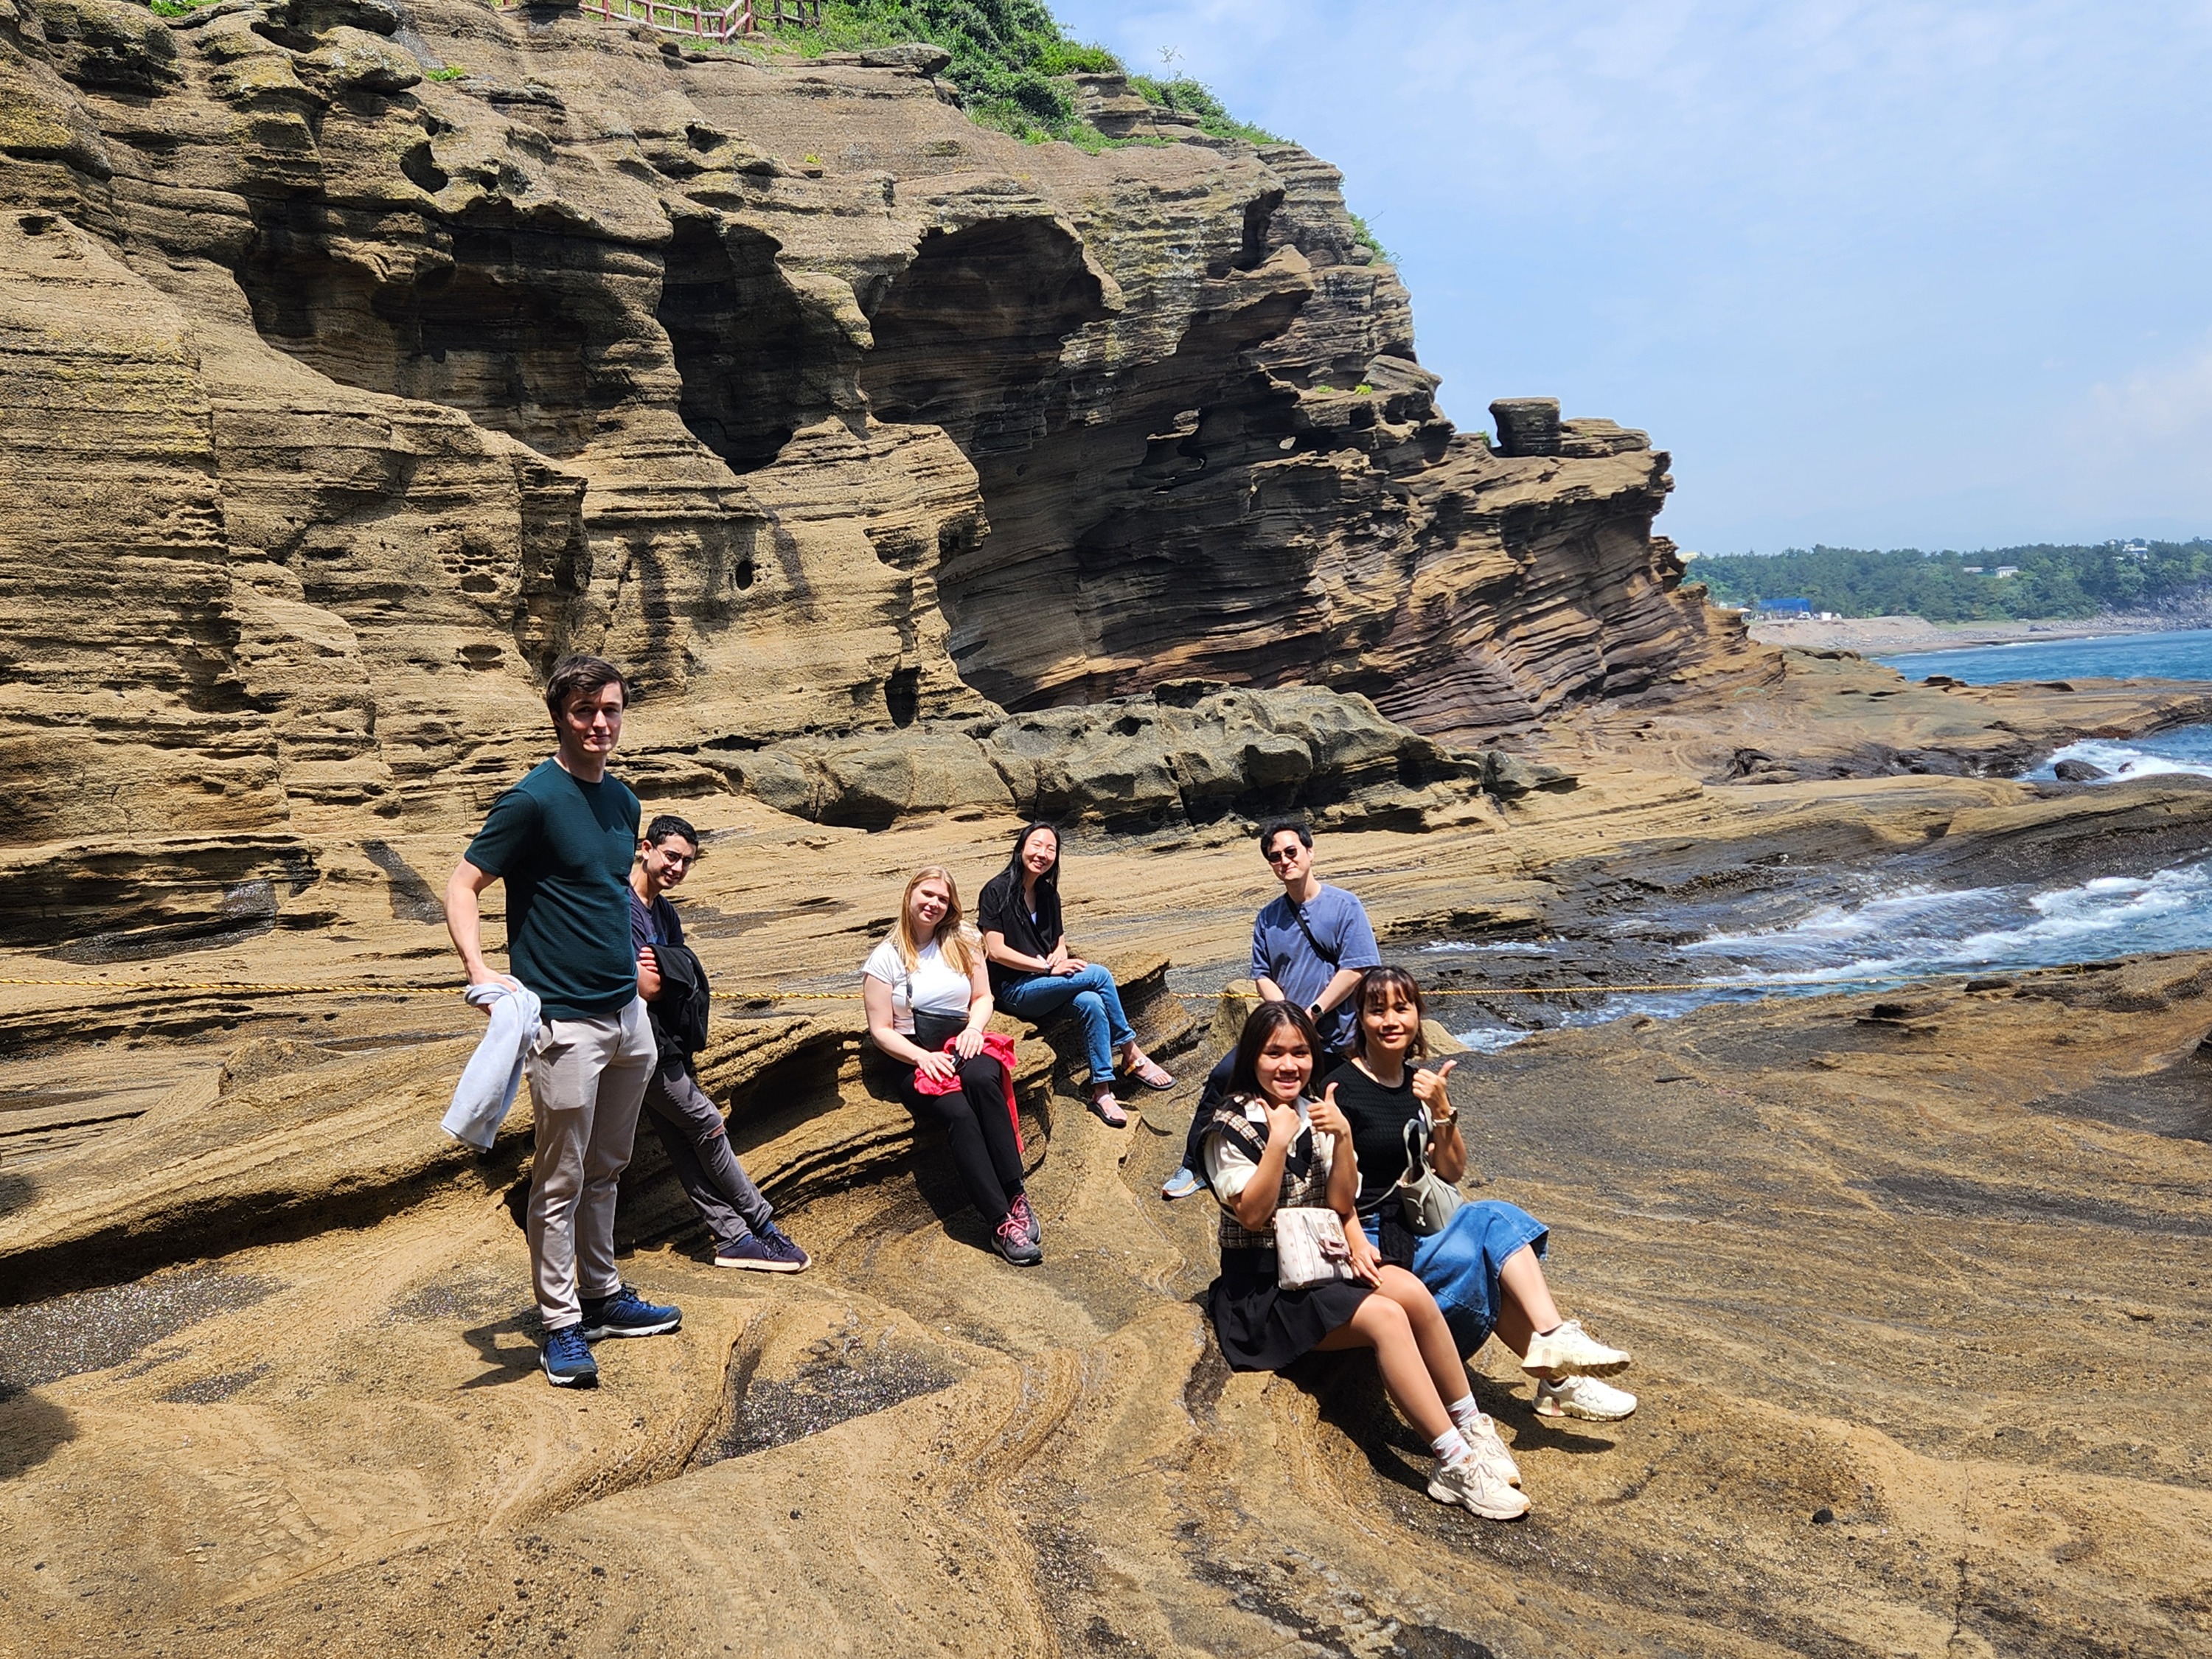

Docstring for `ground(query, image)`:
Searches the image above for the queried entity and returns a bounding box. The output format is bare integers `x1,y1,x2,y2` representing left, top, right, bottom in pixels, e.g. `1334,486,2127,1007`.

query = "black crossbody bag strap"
1290,903,1341,970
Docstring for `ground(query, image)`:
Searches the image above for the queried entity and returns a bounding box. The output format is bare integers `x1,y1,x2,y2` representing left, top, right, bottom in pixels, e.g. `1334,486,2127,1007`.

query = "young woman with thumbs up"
1337,967,1638,1425
1196,1001,1528,1520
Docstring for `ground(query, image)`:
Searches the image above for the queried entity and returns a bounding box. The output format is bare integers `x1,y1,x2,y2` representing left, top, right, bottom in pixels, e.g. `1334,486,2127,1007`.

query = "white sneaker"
1534,1373,1638,1422
1454,1407,1523,1487
1520,1318,1630,1379
1427,1453,1531,1521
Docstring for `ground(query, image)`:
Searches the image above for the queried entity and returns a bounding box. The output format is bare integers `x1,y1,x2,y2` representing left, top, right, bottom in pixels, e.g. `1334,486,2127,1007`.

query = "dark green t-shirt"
465,758,641,1020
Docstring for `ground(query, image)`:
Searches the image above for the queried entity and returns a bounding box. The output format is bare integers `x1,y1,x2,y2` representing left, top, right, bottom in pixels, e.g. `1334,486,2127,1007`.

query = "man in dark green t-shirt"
444,653,682,1388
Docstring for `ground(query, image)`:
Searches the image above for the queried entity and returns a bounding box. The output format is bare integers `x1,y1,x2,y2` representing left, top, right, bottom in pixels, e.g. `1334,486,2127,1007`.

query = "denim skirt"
1363,1199,1548,1357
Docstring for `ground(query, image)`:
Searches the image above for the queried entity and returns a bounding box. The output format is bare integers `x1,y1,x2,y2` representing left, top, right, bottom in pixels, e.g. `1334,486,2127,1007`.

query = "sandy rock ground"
4,703,2211,1656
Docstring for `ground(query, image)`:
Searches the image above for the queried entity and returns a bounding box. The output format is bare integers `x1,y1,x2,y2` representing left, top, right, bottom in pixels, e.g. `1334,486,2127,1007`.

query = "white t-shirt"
1203,1096,1336,1202
862,936,975,1034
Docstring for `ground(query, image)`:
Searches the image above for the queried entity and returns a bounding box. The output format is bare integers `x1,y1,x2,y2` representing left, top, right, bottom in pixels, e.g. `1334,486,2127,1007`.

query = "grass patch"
147,0,224,15
1125,73,1280,145
770,4,1284,153
425,65,468,80
1344,209,1391,263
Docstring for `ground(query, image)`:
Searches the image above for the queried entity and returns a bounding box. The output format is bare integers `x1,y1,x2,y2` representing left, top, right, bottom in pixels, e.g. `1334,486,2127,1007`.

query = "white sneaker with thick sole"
1427,1453,1531,1521
1520,1318,1630,1379
1463,1412,1523,1487
1534,1373,1638,1422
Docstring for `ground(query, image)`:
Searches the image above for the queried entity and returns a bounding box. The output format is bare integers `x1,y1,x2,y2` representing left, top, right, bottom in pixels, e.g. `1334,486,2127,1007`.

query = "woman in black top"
977,822,1173,1127
1335,966,1638,1424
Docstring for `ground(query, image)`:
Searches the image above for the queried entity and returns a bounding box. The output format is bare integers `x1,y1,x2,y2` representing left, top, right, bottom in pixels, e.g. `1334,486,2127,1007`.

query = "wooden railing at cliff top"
571,0,821,44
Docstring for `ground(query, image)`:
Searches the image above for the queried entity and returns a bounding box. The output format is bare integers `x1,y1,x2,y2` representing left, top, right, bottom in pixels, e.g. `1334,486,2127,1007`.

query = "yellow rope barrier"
0,976,437,995
0,972,2035,1003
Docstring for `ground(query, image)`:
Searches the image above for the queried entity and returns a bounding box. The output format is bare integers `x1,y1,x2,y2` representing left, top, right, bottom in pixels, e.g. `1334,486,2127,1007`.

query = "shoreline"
1744,611,2198,655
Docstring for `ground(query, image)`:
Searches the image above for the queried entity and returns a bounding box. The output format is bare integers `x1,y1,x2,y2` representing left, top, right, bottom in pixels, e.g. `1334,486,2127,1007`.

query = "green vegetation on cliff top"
1694,540,2212,622
799,1,1281,150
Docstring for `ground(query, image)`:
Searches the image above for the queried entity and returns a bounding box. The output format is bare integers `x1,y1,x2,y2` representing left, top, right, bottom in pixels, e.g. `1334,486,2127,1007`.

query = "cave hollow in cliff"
858,217,1108,456
656,218,838,471
234,210,615,457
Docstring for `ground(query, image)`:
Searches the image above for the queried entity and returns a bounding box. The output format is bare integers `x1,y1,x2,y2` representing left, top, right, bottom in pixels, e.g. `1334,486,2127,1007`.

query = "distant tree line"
1691,540,2212,622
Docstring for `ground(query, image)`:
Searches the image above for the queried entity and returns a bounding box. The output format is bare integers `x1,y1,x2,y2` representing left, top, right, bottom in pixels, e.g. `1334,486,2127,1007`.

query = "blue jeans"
995,964,1135,1086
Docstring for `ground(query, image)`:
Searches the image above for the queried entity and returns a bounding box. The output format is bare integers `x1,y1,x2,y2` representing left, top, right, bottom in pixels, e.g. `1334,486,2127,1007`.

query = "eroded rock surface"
0,0,1748,905
7,5,2212,1652
4,778,2211,1655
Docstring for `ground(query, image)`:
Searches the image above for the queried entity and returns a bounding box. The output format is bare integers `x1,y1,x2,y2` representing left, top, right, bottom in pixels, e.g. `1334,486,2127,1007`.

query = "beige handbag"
1394,1110,1466,1236
1273,1206,1357,1290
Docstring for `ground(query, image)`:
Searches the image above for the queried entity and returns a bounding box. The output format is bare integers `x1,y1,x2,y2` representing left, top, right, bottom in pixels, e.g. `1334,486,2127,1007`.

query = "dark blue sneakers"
542,1324,599,1387
714,1224,810,1273
577,1284,683,1340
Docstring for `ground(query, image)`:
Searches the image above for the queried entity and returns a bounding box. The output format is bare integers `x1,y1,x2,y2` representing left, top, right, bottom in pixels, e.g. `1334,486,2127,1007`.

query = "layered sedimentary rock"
4,788,2211,1656
0,0,1745,913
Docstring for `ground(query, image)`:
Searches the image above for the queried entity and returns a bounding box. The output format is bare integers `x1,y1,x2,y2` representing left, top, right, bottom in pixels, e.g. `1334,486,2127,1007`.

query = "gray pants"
641,1062,775,1248
524,998,655,1331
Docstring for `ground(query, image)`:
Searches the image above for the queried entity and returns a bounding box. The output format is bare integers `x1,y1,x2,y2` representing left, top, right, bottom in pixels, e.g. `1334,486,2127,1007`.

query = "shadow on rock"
1285,1352,1437,1498
1289,1348,1620,1496
0,1391,75,1480
459,1312,546,1389
0,1171,33,1223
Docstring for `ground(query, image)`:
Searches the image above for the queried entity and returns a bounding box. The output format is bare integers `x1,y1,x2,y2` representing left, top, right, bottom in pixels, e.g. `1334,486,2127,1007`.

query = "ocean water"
1441,859,2212,1052
1874,626,2212,686
1878,627,2212,785
2028,726,2212,784
1433,624,2212,1051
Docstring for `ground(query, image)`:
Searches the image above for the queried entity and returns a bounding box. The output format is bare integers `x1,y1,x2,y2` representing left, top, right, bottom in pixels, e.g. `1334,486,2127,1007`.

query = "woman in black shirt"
977,823,1174,1126
1335,966,1639,1425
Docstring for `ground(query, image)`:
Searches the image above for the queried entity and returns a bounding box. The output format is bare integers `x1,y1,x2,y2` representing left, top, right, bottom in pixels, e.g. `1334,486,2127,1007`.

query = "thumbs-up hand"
1412,1058,1458,1122
1309,1079,1353,1141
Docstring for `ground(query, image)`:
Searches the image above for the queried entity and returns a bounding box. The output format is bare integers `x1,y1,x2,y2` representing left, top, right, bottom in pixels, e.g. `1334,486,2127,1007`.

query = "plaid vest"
1204,1094,1335,1253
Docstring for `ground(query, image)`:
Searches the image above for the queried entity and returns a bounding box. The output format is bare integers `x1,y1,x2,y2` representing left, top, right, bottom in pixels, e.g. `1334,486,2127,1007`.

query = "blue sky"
1046,1,2212,555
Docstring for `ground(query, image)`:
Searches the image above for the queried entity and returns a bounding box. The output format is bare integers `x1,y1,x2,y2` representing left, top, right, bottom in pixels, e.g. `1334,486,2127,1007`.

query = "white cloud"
1047,1,2212,549
2091,340,2212,442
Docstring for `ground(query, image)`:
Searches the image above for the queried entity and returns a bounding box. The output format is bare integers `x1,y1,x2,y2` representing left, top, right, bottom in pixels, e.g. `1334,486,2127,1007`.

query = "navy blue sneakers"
542,1324,599,1387
714,1224,810,1273
577,1284,683,1340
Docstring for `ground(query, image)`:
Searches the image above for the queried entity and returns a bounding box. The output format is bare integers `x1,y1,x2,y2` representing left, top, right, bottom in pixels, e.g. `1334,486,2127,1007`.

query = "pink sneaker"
992,1209,1042,1266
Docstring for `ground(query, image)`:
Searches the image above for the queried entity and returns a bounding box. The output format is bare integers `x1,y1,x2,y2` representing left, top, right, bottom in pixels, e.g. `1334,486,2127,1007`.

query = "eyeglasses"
1264,846,1303,866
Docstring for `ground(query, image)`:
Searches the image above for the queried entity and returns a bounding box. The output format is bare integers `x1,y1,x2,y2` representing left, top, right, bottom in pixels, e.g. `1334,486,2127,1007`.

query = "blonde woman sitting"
862,867,1040,1267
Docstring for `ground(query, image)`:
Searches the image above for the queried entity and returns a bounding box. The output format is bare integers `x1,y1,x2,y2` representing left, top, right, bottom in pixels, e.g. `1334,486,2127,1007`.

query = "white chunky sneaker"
1461,1410,1523,1488
1427,1453,1531,1521
1534,1373,1638,1422
1520,1318,1630,1379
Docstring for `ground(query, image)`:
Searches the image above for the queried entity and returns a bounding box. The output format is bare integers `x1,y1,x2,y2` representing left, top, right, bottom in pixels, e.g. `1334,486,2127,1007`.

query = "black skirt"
1207,1247,1371,1373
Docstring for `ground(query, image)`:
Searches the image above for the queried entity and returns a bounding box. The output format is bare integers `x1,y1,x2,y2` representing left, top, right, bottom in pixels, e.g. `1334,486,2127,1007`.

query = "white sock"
1447,1394,1485,1433
1430,1425,1471,1466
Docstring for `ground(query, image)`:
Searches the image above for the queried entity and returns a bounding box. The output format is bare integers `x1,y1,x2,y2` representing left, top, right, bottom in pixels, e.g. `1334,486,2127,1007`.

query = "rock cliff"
0,0,1745,905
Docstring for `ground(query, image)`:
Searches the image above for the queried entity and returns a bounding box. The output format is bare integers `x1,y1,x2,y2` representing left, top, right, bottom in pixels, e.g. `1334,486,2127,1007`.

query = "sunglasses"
1264,846,1304,866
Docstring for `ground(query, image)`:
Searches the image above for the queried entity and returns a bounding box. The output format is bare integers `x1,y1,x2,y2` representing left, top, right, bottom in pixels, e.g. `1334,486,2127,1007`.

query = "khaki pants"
524,998,655,1330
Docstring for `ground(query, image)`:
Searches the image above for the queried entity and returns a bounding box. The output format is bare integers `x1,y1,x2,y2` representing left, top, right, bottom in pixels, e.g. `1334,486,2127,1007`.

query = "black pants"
1180,1046,1346,1172
905,1014,1024,1228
